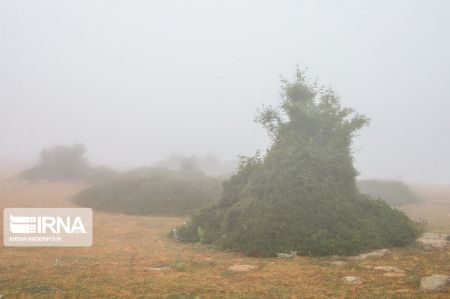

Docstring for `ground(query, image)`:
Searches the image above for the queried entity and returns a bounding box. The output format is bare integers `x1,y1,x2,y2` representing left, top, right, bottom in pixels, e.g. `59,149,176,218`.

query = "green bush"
151,153,237,176
176,69,420,257
358,179,420,206
18,144,119,184
73,168,223,216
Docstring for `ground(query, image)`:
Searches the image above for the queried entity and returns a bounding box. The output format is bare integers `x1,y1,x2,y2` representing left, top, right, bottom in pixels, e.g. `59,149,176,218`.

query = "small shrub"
171,261,189,272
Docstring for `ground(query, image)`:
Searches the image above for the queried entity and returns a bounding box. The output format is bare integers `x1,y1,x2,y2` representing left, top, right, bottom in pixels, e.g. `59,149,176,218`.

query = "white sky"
1,0,449,183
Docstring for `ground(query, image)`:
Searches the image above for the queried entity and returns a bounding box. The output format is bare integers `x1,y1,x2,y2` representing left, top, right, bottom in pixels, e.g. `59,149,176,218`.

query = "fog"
1,0,449,183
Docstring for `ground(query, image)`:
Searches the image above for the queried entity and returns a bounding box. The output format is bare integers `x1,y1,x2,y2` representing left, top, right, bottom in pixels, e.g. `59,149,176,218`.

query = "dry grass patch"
0,180,448,298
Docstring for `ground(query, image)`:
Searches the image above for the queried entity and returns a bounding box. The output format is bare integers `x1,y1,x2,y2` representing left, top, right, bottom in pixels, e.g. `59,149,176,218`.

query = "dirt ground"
0,177,449,298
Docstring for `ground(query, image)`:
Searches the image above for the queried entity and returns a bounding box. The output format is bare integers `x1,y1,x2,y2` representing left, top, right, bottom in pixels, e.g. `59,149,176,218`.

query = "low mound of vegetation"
175,70,420,257
151,153,237,176
358,179,420,206
18,144,118,184
73,167,223,216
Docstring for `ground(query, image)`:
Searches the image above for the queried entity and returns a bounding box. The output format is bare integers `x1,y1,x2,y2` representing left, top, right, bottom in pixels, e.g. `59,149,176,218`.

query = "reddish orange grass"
0,179,448,298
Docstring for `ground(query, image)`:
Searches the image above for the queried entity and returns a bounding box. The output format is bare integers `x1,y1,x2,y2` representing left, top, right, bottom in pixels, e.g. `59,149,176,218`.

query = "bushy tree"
19,144,118,183
19,144,90,181
176,69,420,256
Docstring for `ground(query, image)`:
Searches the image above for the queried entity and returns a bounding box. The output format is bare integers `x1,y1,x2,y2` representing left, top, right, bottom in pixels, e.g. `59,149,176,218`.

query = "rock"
352,249,390,260
276,251,297,259
372,265,407,278
374,266,405,273
228,264,257,272
417,233,449,248
383,272,406,278
330,261,347,266
342,276,363,285
420,274,450,291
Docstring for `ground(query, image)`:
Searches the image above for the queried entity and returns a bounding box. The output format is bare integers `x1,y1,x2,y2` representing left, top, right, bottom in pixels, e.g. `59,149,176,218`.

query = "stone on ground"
417,233,449,248
420,274,450,291
352,249,390,260
342,276,363,285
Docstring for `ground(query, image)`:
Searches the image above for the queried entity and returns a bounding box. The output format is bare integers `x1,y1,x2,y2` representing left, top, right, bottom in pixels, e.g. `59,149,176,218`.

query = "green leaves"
177,69,419,257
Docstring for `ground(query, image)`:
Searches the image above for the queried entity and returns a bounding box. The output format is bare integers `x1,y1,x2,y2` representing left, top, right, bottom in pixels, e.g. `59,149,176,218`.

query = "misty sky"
1,0,449,183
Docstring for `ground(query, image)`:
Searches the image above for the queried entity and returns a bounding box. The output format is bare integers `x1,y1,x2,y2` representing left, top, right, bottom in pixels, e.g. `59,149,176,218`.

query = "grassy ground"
0,179,449,298
402,185,450,233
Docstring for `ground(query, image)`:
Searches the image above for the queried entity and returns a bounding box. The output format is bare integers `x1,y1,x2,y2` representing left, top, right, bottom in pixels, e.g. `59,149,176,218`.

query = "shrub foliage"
73,168,223,216
18,144,118,184
358,179,420,206
176,70,420,256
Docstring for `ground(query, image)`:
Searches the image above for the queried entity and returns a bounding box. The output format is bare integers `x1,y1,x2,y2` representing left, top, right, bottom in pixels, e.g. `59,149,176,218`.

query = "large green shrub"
73,168,223,216
176,69,420,257
357,179,420,206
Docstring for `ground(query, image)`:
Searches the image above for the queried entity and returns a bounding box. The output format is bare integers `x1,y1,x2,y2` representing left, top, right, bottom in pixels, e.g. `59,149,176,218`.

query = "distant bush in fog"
151,153,237,176
18,144,118,184
83,165,119,184
73,168,223,216
358,179,420,206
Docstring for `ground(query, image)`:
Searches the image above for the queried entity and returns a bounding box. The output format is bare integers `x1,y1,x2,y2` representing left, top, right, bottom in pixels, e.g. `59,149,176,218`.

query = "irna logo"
9,215,87,234
4,208,92,247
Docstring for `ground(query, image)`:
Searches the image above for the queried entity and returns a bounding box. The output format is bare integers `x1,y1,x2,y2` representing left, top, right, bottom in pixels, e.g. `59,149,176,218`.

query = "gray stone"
342,276,363,285
352,249,390,260
417,233,449,248
420,274,450,291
